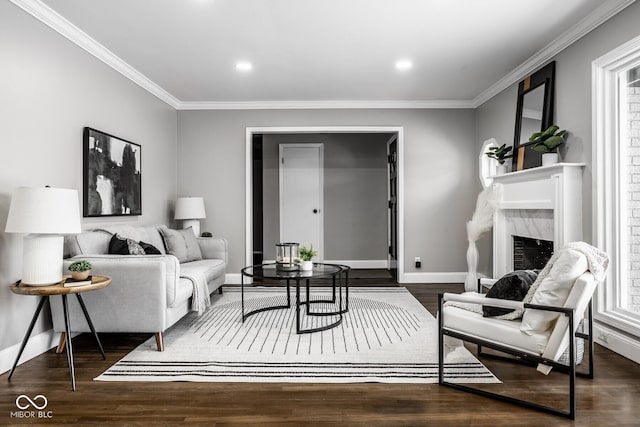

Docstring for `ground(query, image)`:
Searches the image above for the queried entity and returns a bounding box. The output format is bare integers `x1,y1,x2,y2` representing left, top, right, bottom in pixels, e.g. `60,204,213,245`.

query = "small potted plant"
68,260,92,280
298,245,317,271
485,144,513,175
529,125,567,166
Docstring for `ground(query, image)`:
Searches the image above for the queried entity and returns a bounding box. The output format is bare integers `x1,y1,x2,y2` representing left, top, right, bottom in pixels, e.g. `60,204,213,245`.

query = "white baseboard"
0,328,58,375
402,272,467,284
594,323,640,365
324,260,388,269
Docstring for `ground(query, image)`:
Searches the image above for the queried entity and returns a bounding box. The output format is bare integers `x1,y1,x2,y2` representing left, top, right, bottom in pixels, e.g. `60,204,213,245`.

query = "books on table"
63,276,93,288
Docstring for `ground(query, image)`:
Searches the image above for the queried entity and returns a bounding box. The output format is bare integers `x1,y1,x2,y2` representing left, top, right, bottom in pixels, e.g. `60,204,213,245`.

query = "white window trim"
593,34,640,337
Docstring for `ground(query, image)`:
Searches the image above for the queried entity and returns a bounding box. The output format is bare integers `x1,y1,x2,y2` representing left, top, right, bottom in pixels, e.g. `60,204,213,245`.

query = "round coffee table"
241,263,350,334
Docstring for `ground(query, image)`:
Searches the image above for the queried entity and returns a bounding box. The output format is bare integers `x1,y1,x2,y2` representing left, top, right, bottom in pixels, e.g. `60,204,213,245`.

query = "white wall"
0,2,178,366
177,109,477,275
262,133,389,261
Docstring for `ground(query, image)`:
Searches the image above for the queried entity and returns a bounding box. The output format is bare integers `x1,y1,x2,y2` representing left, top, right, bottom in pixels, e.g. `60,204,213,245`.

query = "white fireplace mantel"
492,163,585,277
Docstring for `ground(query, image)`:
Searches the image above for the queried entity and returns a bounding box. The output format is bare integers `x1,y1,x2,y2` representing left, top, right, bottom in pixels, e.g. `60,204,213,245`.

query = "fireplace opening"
513,236,553,270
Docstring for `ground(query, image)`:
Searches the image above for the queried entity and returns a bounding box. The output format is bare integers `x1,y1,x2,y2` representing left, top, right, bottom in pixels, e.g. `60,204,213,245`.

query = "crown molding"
177,99,475,110
11,0,635,111
10,0,181,109
472,0,636,108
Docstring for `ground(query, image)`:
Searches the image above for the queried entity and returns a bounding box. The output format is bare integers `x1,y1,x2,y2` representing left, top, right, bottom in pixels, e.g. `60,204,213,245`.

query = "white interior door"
279,144,324,261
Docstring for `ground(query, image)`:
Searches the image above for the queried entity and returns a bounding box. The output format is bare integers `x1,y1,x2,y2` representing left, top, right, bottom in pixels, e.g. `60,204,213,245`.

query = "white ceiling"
24,0,632,108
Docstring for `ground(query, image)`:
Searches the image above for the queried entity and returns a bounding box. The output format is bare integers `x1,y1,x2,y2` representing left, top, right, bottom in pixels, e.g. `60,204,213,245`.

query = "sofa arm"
197,237,228,263
52,256,174,333
64,254,181,307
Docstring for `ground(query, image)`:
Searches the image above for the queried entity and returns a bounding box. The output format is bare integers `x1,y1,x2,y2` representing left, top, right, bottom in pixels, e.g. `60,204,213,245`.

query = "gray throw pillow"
160,227,188,262
179,228,203,262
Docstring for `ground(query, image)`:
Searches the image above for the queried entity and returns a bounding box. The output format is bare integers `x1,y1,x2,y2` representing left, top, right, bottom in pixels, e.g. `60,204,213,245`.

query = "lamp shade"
5,187,81,234
175,197,206,220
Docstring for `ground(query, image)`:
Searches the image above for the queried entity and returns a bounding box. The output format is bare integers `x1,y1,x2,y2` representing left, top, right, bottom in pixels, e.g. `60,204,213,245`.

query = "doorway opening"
246,127,404,283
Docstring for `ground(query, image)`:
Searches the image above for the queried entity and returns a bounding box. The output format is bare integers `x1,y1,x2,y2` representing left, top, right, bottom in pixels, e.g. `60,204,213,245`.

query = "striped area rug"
96,287,499,384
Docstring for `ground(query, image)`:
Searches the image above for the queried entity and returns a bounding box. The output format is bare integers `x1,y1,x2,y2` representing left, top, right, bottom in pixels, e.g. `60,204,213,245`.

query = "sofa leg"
56,332,67,354
218,286,223,295
155,332,164,352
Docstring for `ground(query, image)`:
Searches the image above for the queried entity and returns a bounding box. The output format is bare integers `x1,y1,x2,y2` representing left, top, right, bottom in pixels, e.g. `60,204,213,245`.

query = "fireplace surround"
492,163,585,278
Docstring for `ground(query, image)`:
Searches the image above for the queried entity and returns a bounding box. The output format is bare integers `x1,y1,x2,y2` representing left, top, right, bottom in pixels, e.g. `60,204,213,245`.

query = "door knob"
313,209,318,214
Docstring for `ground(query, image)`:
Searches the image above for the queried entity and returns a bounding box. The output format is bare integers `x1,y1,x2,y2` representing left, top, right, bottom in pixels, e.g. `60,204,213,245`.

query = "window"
594,36,640,336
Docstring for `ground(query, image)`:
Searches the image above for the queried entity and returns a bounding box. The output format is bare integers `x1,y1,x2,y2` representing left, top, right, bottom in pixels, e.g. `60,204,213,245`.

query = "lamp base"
21,234,64,286
182,219,201,237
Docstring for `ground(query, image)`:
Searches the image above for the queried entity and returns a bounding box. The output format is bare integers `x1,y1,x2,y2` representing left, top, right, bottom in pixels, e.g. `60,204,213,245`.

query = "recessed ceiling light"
235,62,253,72
395,60,413,71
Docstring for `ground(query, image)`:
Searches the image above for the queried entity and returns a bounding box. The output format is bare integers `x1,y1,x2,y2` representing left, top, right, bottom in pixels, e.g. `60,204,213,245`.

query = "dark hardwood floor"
2,270,640,426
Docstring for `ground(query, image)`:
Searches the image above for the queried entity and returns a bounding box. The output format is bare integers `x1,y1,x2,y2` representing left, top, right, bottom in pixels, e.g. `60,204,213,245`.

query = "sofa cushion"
160,227,188,262
180,259,225,284
137,226,166,255
179,228,203,262
72,231,111,255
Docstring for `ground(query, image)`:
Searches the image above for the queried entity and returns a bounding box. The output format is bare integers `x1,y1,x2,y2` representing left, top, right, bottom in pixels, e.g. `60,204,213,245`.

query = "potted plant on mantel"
298,245,317,271
68,260,92,280
485,144,513,175
529,125,567,166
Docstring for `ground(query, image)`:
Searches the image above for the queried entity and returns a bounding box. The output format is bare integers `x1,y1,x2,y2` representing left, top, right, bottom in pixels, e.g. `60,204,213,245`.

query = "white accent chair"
439,267,599,419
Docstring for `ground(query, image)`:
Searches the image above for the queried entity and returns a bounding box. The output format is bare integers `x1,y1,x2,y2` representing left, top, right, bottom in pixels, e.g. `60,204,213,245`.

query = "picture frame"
83,127,142,217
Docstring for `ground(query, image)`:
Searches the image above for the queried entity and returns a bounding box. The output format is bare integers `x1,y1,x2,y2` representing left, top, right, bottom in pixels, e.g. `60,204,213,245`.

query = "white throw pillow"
520,248,588,335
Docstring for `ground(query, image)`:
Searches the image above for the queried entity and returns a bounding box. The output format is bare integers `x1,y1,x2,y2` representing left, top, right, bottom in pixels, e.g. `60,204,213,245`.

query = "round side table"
8,275,111,391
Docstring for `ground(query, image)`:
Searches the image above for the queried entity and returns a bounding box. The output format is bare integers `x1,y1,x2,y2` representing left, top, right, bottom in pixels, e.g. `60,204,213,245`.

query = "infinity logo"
15,395,48,410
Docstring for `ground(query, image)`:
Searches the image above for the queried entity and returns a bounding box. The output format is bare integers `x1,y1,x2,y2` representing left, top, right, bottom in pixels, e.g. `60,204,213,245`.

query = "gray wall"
262,133,388,261
0,3,178,359
177,109,477,274
475,1,640,278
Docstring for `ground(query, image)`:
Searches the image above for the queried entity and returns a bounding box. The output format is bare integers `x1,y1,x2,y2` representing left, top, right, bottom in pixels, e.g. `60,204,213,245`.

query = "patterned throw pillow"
482,270,538,317
108,233,146,255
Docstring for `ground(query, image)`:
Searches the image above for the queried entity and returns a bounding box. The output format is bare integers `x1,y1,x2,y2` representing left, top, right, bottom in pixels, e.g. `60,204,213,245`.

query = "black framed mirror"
512,61,555,171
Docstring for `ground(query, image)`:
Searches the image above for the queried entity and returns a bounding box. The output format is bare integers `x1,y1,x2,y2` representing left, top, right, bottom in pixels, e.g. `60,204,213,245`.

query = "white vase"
496,164,507,175
301,260,313,271
542,152,559,166
464,240,479,292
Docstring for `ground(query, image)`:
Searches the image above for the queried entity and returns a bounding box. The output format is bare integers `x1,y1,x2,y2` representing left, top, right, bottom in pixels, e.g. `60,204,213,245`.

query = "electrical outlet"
414,257,421,268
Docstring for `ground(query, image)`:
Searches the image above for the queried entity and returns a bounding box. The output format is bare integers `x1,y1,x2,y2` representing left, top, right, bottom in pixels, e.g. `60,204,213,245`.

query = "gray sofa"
50,225,227,351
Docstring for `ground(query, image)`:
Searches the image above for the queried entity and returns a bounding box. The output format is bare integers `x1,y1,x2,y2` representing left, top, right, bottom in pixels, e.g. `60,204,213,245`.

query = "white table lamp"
175,197,206,236
5,187,82,286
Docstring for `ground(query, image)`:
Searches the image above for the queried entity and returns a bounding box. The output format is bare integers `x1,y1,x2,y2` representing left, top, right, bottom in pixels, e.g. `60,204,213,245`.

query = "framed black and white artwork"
83,127,142,217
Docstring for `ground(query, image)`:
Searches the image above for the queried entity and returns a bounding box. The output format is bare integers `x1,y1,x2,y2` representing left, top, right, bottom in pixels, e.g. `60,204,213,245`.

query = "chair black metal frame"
438,293,594,420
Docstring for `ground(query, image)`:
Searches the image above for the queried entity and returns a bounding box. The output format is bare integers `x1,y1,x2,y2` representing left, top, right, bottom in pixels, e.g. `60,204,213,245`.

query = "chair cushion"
483,270,537,317
443,305,550,356
521,248,588,335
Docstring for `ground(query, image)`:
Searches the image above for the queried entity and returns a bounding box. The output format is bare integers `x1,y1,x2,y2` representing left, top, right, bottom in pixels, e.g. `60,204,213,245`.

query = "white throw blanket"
447,242,609,320
180,270,211,315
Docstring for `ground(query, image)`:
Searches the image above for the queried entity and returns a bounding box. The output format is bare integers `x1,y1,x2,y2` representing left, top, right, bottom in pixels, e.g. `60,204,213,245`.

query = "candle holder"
276,242,300,271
